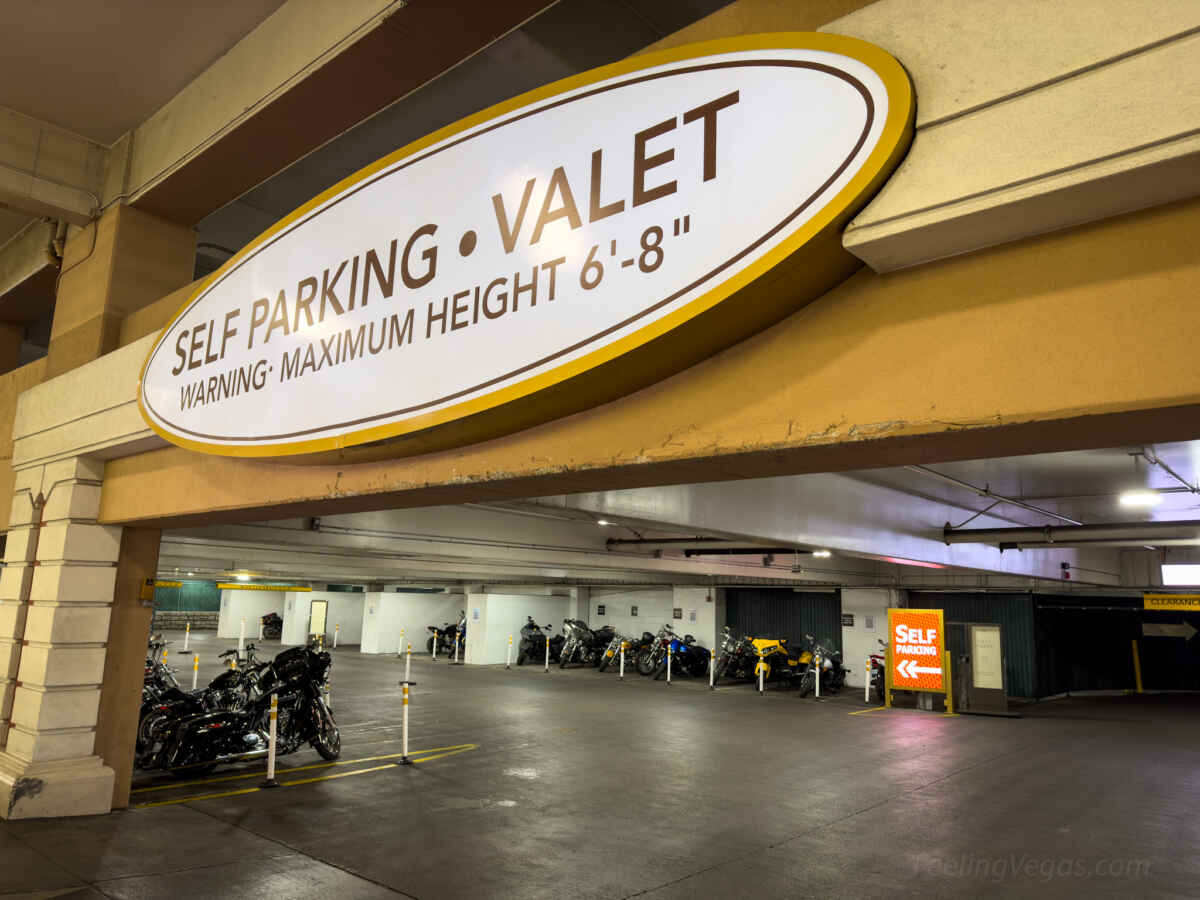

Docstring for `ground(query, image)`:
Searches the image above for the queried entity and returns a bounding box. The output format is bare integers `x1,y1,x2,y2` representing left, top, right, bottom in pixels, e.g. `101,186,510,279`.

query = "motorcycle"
260,611,283,640
796,636,847,697
713,627,756,682
558,619,615,668
516,617,564,665
143,643,339,776
653,633,710,680
597,631,652,673
868,638,888,703
636,624,678,676
750,636,805,686
137,643,269,768
427,611,466,655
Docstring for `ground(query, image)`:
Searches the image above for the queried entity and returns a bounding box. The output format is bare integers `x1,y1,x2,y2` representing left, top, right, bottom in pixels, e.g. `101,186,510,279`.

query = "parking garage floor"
2,631,1198,898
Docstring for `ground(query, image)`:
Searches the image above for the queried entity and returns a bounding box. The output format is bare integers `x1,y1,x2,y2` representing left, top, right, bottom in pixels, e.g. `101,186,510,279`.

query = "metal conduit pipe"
908,465,1082,526
944,519,1200,547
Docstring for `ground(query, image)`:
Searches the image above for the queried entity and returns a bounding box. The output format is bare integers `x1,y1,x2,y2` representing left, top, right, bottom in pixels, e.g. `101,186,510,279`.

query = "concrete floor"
2,629,1198,898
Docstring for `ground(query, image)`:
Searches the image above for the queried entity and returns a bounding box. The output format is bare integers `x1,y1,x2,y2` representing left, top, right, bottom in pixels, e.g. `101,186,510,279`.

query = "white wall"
217,590,286,639
281,592,312,645
360,591,464,655
586,588,674,643
463,593,572,665
840,588,898,687
279,591,365,646
325,593,366,645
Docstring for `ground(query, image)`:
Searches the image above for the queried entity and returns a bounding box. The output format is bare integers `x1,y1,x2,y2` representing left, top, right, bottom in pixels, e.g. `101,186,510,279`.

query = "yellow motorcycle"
750,637,808,685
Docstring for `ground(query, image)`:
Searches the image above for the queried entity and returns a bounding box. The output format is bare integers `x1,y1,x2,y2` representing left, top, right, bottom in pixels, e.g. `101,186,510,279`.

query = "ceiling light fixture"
236,573,251,581
597,520,612,526
812,550,832,558
1119,489,1162,509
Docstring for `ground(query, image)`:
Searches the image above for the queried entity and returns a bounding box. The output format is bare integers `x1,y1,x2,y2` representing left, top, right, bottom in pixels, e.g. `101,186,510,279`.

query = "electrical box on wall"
596,604,606,615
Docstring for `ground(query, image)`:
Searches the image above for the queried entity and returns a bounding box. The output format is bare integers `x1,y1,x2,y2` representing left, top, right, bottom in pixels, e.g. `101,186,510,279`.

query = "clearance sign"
1143,593,1200,611
888,608,946,693
138,33,913,459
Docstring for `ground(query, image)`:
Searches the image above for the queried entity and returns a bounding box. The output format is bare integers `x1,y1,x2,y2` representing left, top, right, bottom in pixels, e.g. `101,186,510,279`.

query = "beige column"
94,527,159,809
46,204,194,380
0,457,121,819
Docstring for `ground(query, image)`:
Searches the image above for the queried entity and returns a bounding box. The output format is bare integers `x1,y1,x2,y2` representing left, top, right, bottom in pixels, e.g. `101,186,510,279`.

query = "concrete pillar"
46,205,194,379
570,587,590,624
1120,550,1162,587
0,457,122,819
672,586,722,649
841,588,901,688
94,528,159,809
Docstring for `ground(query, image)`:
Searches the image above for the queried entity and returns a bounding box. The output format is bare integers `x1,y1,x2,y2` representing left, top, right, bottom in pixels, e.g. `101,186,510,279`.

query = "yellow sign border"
140,32,915,460
215,583,313,592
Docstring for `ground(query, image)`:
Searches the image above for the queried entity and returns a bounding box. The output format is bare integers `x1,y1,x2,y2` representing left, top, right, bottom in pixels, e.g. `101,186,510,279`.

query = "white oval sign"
140,33,913,458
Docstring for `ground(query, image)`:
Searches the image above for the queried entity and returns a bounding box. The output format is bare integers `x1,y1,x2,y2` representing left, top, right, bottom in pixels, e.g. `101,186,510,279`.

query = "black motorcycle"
713,626,755,682
797,636,848,697
137,644,265,768
516,617,564,665
558,619,616,668
636,624,677,676
260,612,283,640
427,611,465,655
143,644,339,776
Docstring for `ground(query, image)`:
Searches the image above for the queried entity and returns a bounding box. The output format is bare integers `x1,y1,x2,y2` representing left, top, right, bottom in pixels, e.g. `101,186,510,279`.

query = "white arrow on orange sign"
897,659,942,679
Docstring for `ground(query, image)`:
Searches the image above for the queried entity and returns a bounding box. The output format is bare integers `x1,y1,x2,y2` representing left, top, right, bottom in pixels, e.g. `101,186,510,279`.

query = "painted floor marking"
131,743,474,794
131,744,477,808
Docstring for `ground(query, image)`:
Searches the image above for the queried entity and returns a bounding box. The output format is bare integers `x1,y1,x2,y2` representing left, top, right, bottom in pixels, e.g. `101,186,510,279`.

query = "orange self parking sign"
887,608,946,693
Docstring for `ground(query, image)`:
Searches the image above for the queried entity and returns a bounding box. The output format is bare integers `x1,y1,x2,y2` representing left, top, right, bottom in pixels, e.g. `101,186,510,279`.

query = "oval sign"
140,33,913,459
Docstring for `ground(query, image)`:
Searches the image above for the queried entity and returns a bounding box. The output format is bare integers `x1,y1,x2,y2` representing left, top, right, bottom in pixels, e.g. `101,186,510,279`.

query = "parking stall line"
131,743,477,796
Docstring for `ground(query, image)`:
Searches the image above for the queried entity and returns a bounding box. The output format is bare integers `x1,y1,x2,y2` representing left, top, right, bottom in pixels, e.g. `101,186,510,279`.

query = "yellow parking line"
131,745,478,809
131,743,475,794
847,706,890,715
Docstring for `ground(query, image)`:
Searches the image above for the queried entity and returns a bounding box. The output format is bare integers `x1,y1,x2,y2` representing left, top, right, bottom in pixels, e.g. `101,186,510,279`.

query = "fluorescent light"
1163,564,1200,586
187,571,194,576
236,573,250,581
597,520,612,526
1119,489,1162,508
812,550,831,558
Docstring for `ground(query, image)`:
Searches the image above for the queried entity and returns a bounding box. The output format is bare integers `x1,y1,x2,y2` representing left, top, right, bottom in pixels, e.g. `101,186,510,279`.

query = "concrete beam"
0,106,103,226
119,0,555,225
90,197,1200,529
0,219,56,324
823,0,1200,271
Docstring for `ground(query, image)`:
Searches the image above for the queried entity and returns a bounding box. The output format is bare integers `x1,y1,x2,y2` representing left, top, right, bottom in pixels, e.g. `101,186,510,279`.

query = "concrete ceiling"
196,0,734,259
0,0,286,143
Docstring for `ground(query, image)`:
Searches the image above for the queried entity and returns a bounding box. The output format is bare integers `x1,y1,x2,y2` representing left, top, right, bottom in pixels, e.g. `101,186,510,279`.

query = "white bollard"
666,645,672,684
544,634,550,672
333,623,340,649
709,650,715,690
183,622,190,652
432,632,438,661
815,654,821,699
398,628,405,657
258,618,264,640
239,617,246,652
191,653,199,690
506,634,513,669
324,675,332,709
262,693,279,788
758,660,764,694
452,632,460,663
402,682,410,760
619,646,625,679
865,657,871,703
405,643,412,685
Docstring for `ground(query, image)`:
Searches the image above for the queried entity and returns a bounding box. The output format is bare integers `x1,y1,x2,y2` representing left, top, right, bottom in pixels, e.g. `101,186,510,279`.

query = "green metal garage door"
725,589,842,652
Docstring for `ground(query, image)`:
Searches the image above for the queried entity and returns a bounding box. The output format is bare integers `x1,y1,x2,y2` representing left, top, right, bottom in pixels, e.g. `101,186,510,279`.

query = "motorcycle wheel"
516,650,527,666
597,654,610,673
558,648,570,669
311,700,341,760
635,650,656,676
653,660,667,681
797,671,815,698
